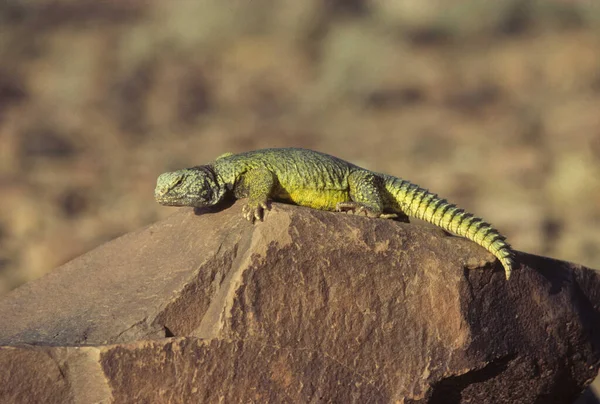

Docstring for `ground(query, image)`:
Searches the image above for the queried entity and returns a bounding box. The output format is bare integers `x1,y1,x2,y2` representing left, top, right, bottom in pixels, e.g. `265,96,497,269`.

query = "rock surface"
1,201,599,403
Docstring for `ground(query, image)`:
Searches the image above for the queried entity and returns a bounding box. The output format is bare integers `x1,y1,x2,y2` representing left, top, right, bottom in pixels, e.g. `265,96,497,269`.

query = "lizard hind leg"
336,170,395,219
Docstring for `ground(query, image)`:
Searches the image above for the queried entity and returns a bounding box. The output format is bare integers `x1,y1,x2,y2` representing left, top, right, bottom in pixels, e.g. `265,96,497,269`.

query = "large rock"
1,201,599,403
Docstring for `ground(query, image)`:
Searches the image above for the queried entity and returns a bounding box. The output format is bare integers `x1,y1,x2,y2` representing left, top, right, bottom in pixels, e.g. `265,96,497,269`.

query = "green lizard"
155,148,514,279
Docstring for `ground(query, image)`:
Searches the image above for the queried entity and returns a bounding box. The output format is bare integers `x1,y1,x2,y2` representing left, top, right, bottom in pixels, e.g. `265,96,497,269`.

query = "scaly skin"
155,148,515,279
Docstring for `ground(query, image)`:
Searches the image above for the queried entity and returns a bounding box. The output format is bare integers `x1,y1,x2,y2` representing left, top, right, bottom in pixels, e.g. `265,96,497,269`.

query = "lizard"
155,148,515,279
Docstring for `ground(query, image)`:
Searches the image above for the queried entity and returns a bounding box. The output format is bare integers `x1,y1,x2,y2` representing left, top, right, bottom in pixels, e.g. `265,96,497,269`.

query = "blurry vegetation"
1,0,600,295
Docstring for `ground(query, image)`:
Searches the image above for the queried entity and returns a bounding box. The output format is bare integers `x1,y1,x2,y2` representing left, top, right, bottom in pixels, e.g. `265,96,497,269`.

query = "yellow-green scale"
274,187,350,211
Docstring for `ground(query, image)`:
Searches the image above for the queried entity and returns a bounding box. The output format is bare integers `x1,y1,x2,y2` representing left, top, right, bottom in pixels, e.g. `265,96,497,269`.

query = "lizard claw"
242,200,269,223
335,202,400,220
336,202,361,215
335,202,378,218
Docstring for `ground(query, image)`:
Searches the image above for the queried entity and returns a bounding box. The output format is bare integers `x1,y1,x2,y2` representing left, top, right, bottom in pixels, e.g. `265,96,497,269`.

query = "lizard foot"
335,202,385,218
335,202,401,220
242,200,270,223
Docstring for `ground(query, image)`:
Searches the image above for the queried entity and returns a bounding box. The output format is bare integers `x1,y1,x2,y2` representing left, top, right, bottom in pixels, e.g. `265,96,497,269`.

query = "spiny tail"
384,176,514,280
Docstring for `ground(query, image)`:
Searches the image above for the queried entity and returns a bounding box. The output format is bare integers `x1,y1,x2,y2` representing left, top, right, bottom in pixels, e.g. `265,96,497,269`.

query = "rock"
0,201,599,403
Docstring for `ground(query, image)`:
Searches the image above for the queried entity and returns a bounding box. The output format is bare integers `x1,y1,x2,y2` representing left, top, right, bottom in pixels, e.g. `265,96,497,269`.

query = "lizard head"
154,165,226,208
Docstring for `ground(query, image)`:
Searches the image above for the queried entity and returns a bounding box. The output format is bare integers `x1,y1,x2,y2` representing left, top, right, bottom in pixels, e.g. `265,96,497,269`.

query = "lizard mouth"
154,192,186,206
155,192,209,208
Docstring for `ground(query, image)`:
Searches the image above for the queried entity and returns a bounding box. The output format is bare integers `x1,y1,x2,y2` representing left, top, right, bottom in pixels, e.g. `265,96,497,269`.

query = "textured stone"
0,201,599,403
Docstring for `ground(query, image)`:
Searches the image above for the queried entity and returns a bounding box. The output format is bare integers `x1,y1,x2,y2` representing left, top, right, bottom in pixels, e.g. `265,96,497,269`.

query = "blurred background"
2,0,600,291
1,0,600,286
1,0,600,401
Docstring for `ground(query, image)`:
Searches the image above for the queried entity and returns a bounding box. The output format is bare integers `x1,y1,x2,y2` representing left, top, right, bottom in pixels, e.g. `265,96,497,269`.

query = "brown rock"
0,201,599,403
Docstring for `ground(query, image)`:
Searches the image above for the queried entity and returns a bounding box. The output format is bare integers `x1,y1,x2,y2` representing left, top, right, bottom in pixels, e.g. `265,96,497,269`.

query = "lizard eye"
170,175,184,189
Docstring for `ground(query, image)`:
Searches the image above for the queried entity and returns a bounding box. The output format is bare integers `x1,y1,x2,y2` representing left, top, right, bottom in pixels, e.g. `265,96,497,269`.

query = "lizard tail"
384,176,514,280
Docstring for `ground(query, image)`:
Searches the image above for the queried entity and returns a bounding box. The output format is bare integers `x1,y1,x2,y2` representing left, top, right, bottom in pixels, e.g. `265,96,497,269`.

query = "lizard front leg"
237,167,276,223
336,170,403,220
